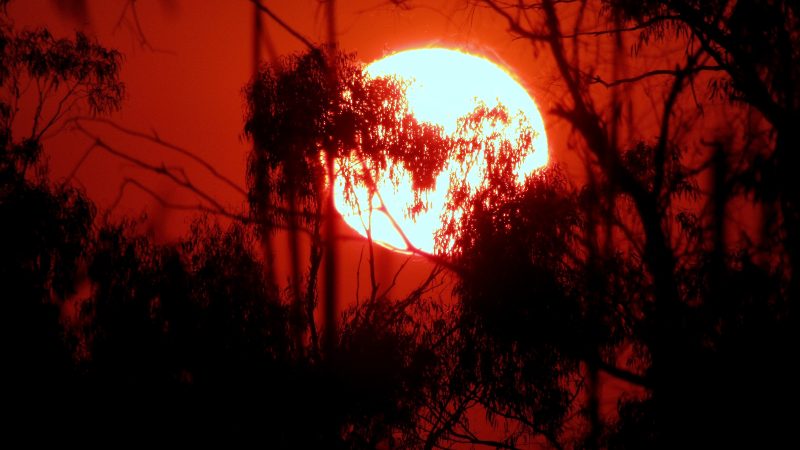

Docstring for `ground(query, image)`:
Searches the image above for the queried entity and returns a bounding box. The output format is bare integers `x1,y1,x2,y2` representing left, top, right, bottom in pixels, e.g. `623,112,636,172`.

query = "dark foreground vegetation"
3,1,798,448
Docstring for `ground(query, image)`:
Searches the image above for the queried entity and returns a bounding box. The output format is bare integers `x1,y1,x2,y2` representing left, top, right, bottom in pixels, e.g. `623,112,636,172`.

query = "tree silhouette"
80,218,297,441
424,0,799,447
1,13,122,439
3,1,798,448
243,49,450,359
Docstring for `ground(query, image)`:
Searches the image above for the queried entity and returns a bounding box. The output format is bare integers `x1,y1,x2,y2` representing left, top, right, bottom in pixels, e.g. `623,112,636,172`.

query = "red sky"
8,0,756,309
7,0,580,306
10,0,563,223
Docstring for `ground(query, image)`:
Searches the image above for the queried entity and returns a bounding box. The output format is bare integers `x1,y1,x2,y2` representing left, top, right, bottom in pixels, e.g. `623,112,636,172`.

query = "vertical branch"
325,0,337,50
653,51,699,198
322,0,339,357
709,142,727,305
585,363,600,450
252,0,278,291
366,197,380,303
252,3,262,71
30,77,50,140
306,223,323,360
287,168,306,355
606,4,624,256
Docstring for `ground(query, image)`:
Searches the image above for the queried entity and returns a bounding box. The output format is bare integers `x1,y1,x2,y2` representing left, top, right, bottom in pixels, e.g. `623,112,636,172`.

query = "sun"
333,47,548,254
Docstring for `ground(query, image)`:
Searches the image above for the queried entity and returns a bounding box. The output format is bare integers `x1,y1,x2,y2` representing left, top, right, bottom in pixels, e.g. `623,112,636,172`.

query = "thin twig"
250,0,318,51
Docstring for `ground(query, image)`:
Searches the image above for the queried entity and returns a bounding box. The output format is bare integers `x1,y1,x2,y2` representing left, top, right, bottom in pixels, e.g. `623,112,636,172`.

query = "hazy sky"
6,0,575,305
10,1,557,234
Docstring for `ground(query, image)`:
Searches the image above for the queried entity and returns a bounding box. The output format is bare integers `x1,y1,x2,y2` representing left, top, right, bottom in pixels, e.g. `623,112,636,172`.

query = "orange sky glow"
6,0,765,439
335,47,549,254
9,0,576,307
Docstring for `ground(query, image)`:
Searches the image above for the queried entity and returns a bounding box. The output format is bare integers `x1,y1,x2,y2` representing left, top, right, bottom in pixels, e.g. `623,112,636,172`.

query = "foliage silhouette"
244,50,450,233
1,15,443,446
3,1,799,448
448,0,799,447
79,217,453,447
1,13,119,439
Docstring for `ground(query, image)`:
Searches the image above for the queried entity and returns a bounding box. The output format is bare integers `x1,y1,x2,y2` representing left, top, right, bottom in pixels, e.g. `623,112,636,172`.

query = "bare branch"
105,177,248,223
113,0,175,54
377,255,413,300
590,65,724,88
63,141,98,184
250,0,318,52
653,51,705,198
560,14,683,38
68,117,246,197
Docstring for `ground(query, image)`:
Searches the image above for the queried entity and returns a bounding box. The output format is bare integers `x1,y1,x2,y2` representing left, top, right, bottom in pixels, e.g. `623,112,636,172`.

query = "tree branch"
590,65,723,88
250,0,318,52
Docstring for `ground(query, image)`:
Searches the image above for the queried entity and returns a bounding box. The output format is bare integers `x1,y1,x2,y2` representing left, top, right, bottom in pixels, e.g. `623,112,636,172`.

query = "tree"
243,49,450,359
0,11,452,445
243,45,558,448
1,10,123,438
416,0,799,447
80,218,298,442
5,1,796,447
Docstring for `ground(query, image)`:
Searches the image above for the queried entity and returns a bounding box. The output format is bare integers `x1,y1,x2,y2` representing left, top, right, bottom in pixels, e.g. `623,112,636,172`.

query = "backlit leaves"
243,50,449,232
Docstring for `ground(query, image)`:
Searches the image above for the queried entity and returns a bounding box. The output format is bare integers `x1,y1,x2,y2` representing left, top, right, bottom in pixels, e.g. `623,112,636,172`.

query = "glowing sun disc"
334,48,548,254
